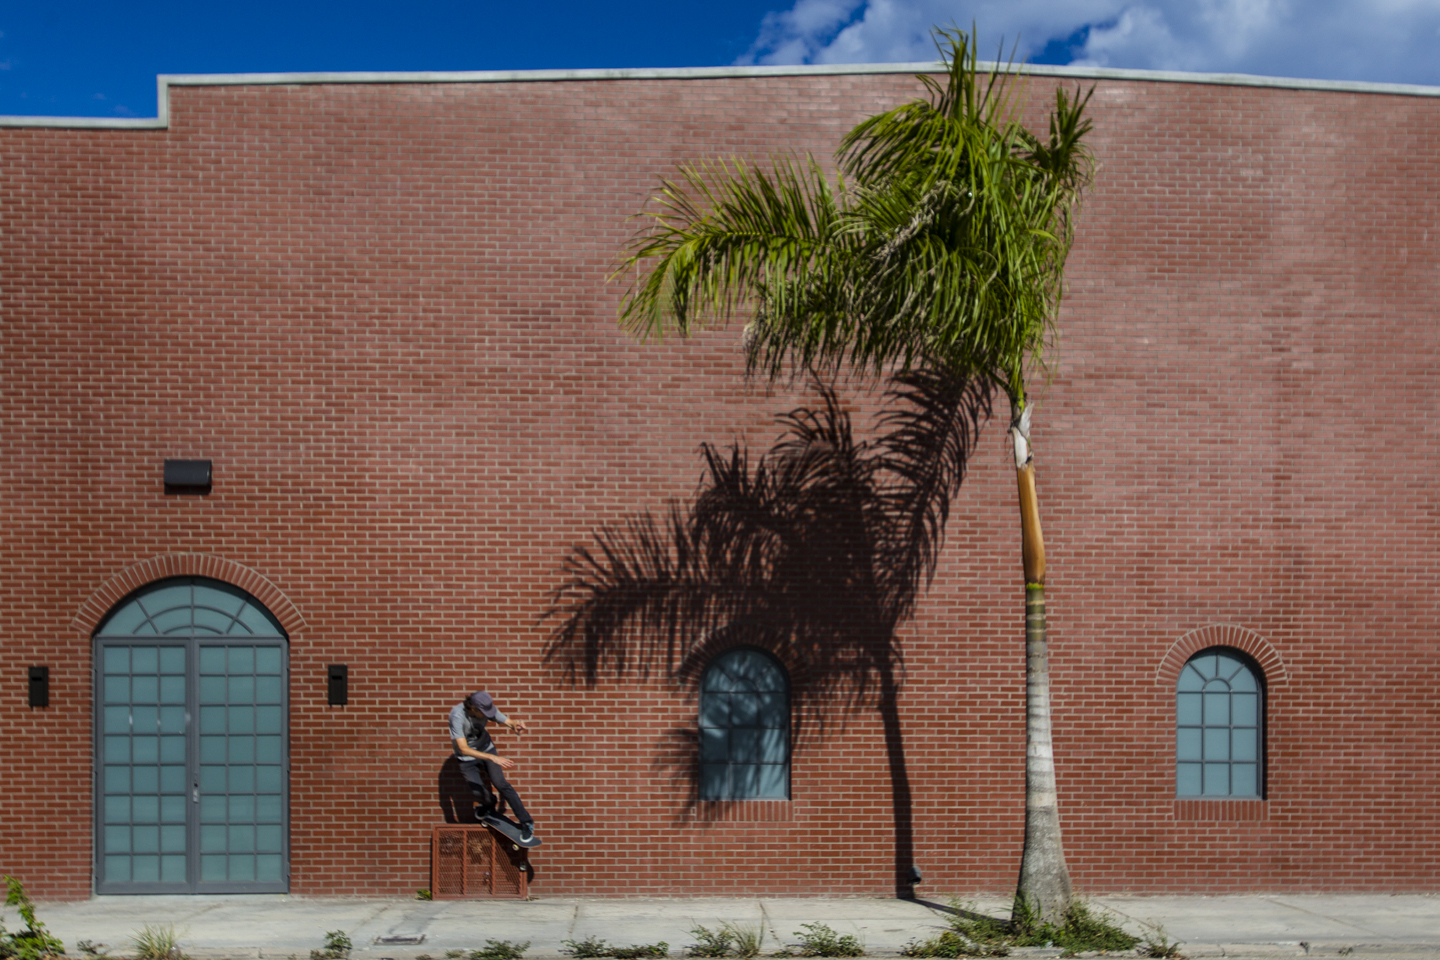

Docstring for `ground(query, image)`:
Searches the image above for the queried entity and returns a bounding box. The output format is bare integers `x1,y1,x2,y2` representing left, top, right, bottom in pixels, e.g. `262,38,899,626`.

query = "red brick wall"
2,70,1438,899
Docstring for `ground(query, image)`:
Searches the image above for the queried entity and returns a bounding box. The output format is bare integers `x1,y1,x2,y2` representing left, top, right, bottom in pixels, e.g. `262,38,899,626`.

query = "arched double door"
93,577,289,893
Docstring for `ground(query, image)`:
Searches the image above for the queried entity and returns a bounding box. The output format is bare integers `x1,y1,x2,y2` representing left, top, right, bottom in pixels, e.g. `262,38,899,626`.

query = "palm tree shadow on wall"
544,368,991,898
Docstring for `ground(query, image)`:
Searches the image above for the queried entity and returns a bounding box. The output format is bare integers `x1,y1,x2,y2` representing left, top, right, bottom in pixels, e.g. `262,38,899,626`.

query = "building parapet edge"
3,59,1439,130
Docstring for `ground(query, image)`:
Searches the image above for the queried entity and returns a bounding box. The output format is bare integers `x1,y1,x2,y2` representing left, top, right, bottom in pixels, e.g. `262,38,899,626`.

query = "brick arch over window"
71,555,306,638
673,628,813,692
1156,624,1286,688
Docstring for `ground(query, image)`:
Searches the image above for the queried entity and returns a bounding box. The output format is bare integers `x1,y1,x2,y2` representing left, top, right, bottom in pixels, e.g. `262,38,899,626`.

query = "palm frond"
614,27,1092,407
615,156,854,345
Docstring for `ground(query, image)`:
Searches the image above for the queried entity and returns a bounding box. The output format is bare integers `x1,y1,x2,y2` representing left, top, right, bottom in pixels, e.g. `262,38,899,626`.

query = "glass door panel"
197,643,286,887
99,643,190,891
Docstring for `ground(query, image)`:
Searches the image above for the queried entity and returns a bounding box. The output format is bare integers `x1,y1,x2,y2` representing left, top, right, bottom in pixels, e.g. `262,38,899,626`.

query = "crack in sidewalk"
1260,899,1380,937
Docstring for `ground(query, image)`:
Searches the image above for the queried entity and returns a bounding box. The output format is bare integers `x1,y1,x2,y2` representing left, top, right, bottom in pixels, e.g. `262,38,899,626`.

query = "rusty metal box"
430,825,530,899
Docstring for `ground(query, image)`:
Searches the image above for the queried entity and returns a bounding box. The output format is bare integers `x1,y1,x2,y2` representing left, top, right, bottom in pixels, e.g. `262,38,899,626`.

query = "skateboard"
481,812,542,849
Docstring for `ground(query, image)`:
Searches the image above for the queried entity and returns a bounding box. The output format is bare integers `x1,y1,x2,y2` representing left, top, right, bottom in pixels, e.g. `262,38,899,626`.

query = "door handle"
193,783,200,803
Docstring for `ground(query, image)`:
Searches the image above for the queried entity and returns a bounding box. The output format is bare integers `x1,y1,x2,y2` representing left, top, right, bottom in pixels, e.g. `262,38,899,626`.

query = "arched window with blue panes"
1176,648,1264,798
95,576,288,894
699,648,790,800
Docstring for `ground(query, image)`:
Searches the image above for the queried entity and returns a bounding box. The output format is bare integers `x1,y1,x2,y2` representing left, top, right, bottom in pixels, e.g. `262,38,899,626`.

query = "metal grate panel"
434,830,467,897
493,836,527,897
431,825,529,899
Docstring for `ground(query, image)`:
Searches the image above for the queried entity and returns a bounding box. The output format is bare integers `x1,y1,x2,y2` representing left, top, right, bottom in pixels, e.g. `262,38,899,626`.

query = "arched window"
95,577,288,894
97,578,285,637
1176,648,1264,798
699,648,789,800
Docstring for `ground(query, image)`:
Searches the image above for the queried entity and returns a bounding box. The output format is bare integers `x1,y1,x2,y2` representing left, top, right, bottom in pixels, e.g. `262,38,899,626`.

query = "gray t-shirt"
449,702,509,762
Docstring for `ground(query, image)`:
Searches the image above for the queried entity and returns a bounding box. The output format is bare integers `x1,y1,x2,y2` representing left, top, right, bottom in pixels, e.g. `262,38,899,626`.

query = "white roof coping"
3,60,1439,130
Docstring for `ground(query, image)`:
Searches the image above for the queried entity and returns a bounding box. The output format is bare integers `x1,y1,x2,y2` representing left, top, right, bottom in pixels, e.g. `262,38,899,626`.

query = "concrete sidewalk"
27,894,1440,960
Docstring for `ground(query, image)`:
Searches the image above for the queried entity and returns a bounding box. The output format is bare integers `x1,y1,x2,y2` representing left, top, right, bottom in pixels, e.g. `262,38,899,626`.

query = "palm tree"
612,28,1094,920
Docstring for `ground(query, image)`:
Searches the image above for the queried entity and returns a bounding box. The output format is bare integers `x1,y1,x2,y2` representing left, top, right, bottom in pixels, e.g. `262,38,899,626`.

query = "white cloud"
739,0,868,65
739,0,1440,85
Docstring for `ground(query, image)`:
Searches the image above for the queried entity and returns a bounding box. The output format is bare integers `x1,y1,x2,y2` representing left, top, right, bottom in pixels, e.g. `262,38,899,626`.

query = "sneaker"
519,823,535,844
474,804,496,822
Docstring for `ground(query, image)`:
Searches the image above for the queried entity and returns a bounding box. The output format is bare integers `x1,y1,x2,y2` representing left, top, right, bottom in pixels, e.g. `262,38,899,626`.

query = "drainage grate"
431,825,530,899
376,937,426,945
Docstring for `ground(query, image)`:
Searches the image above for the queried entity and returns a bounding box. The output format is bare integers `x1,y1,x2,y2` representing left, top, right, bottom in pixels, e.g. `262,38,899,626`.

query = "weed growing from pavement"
416,888,434,901
790,924,863,958
0,876,66,960
901,899,1139,958
685,924,766,960
75,942,111,958
311,931,352,960
565,937,669,959
1042,901,1139,954
899,924,1004,960
1137,922,1183,959
687,927,734,958
131,924,187,960
725,924,764,960
466,940,532,960
685,932,731,960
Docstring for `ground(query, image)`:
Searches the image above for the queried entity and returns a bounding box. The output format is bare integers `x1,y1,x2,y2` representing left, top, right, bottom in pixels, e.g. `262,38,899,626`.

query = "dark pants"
459,756,533,826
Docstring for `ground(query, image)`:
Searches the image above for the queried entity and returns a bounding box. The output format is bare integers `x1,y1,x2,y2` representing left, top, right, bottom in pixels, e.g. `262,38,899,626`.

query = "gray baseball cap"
465,690,498,718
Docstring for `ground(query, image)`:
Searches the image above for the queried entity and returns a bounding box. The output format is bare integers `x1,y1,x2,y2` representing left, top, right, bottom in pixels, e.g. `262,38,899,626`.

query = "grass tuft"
310,931,351,960
565,937,668,959
724,924,763,960
902,899,1138,958
468,940,531,960
686,927,733,959
1043,901,1139,954
683,924,764,960
792,924,863,958
131,925,187,960
1137,923,1183,959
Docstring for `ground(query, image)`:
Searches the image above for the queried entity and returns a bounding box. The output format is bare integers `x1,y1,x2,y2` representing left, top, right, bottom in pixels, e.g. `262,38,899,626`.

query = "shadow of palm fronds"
544,366,991,895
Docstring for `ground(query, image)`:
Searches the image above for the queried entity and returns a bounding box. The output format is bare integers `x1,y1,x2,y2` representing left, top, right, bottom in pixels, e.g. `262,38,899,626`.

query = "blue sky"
4,0,1439,118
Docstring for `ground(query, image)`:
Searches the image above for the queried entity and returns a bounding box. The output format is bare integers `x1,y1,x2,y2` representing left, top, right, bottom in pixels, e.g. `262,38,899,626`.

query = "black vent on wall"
164,459,212,494
28,666,49,708
328,664,349,706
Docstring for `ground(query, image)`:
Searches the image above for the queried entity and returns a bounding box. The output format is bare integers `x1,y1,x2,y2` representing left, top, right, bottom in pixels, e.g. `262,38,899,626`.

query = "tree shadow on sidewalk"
545,368,990,897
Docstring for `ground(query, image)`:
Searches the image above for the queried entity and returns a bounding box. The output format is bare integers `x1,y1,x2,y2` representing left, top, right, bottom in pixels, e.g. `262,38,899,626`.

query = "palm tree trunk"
1011,408,1072,924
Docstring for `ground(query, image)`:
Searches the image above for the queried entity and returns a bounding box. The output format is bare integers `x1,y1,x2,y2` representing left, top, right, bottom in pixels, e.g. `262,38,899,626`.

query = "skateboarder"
449,690,537,844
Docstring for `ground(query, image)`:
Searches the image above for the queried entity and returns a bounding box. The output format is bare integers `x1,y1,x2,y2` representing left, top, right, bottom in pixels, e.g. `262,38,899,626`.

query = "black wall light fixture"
164,459,212,494
327,664,349,706
28,666,49,708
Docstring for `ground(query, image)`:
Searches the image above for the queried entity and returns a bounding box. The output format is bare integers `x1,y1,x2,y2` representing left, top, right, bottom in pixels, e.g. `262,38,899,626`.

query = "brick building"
2,61,1438,900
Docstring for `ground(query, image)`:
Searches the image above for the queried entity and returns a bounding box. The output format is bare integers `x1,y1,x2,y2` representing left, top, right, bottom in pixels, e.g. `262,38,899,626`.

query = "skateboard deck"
482,813,542,848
